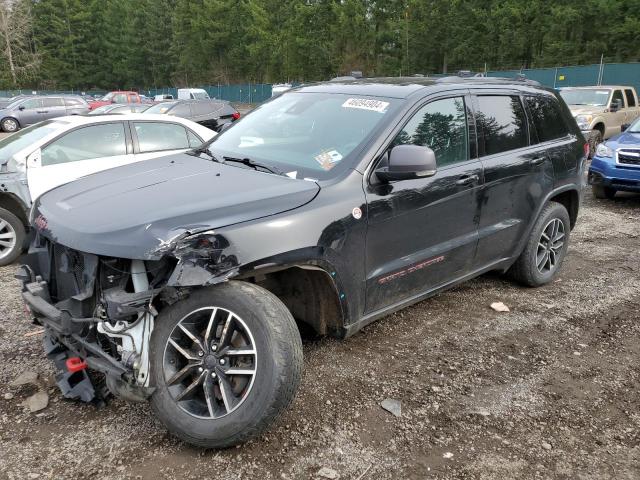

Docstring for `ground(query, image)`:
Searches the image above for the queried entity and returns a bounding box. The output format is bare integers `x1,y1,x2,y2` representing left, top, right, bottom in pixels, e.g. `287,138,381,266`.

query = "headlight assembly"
595,143,613,158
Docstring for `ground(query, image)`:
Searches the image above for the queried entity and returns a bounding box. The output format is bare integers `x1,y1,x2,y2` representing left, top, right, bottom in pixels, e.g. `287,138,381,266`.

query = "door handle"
37,110,48,114
455,174,479,186
530,156,546,165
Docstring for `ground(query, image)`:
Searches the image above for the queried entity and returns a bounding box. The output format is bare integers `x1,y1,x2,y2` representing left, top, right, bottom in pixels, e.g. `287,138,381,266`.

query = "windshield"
560,89,611,106
101,92,114,101
628,117,640,133
145,102,176,114
209,92,399,180
0,121,61,163
191,91,209,100
89,105,117,114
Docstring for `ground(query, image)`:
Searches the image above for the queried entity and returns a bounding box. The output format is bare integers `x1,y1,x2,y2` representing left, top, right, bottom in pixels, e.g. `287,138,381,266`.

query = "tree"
0,0,39,87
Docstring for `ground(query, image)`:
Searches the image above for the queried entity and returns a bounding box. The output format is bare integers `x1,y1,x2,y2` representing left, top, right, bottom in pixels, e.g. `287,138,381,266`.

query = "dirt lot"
0,188,639,480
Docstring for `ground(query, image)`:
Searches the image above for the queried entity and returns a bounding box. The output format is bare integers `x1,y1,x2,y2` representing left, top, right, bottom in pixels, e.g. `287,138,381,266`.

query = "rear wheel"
150,281,302,448
0,207,26,267
592,185,616,200
587,129,602,159
509,202,570,287
1,117,19,132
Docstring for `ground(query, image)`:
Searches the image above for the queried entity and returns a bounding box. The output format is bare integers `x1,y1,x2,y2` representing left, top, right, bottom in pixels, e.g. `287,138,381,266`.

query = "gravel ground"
1,188,639,479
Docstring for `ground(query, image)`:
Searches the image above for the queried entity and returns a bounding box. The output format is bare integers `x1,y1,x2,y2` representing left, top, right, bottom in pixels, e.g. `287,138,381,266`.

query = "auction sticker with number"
342,98,390,113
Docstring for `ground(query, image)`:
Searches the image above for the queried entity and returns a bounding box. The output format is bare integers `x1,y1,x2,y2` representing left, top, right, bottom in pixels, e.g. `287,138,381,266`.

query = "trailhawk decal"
377,255,445,285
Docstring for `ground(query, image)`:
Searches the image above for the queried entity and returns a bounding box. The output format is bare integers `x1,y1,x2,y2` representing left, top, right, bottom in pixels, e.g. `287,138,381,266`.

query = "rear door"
364,93,483,313
27,122,133,200
41,97,67,120
623,89,640,126
472,92,555,268
131,121,196,162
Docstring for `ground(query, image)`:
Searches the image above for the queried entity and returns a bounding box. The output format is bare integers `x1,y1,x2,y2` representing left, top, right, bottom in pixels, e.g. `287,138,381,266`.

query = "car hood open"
33,153,320,259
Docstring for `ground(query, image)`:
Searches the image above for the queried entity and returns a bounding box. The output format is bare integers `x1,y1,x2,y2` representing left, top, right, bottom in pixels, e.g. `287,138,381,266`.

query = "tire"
592,185,616,200
586,129,602,159
150,281,303,448
509,201,571,287
1,117,20,133
0,207,26,267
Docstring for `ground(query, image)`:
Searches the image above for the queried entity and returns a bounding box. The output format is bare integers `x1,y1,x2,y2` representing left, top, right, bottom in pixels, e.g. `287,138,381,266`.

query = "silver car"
0,95,90,132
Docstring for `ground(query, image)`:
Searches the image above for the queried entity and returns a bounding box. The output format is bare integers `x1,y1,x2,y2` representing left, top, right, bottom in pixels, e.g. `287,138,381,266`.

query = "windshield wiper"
222,156,286,176
187,140,221,163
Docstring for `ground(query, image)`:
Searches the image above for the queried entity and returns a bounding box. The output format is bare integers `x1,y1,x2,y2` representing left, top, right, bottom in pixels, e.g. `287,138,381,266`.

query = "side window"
524,95,569,143
134,122,190,152
64,97,84,107
475,96,528,156
391,96,468,167
624,89,636,107
41,123,127,166
42,98,64,108
187,130,203,147
112,94,127,103
612,89,625,107
21,98,41,110
169,104,192,117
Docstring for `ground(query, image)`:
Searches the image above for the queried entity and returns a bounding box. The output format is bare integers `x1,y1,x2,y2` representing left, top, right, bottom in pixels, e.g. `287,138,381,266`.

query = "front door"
27,122,133,200
364,95,483,313
16,98,45,126
606,89,626,138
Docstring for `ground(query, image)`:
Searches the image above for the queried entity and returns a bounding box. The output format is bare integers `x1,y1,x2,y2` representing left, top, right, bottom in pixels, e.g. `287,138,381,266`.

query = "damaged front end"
18,228,238,404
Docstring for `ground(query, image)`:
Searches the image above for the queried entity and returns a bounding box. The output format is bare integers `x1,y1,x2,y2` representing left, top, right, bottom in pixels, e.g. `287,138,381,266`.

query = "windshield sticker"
315,150,343,171
342,98,389,113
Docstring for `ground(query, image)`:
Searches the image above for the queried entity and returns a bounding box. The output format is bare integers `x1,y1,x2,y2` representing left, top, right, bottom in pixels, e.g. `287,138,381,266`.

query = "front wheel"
150,281,303,448
0,207,26,267
509,202,571,287
1,117,19,132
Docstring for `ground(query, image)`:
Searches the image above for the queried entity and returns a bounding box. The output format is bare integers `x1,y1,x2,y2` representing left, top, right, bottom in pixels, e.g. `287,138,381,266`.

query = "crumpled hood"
568,105,606,116
33,153,320,259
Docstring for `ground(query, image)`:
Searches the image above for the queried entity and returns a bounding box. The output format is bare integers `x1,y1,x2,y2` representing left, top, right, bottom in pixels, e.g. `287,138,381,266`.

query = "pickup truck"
88,91,143,110
559,86,640,155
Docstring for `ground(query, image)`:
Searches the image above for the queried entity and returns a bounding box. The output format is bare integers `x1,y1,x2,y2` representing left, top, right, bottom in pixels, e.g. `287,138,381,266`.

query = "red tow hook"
66,357,88,373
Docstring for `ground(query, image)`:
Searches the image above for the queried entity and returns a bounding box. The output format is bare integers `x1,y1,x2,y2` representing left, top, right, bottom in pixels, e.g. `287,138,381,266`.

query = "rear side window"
42,98,65,107
524,95,569,142
187,130,203,147
64,97,85,107
134,122,190,152
475,96,528,156
625,89,636,107
41,123,127,166
391,96,468,167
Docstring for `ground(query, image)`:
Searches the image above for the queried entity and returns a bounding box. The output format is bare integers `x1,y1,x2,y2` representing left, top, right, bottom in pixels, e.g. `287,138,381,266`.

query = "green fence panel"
602,63,640,93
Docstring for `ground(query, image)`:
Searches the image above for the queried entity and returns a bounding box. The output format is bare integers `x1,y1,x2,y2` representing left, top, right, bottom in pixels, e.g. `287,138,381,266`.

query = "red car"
88,91,143,110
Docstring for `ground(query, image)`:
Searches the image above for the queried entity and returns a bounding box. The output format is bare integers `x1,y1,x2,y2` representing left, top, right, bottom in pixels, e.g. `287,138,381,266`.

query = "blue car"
589,117,640,199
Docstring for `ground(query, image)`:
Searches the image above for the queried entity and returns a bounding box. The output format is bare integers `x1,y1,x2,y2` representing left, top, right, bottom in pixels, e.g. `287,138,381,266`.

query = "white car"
0,114,215,265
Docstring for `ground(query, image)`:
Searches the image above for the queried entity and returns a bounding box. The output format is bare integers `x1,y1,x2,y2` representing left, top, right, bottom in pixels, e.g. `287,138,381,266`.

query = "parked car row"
0,91,240,133
0,114,216,265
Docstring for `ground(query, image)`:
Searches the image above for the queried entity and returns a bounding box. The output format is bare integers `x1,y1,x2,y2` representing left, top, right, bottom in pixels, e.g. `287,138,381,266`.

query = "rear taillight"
232,112,240,120
584,143,590,158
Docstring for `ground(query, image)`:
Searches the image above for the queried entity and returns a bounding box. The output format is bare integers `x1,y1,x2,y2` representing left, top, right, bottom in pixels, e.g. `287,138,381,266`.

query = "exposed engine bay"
18,235,185,403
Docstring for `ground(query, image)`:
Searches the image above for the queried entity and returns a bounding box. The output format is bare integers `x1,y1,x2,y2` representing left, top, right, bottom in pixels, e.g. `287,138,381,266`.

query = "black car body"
144,99,240,131
18,76,586,448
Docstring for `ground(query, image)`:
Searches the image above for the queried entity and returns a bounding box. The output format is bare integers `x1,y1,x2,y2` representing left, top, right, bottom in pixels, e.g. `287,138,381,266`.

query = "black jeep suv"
17,77,586,448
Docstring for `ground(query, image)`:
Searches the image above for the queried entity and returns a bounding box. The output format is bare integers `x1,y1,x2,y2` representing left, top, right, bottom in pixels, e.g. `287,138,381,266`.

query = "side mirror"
621,123,630,132
26,148,42,168
376,145,437,182
18,105,25,111
609,99,622,112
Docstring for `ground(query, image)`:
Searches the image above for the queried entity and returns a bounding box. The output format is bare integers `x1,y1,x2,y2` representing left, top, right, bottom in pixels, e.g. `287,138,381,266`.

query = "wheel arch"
592,122,605,136
0,192,29,226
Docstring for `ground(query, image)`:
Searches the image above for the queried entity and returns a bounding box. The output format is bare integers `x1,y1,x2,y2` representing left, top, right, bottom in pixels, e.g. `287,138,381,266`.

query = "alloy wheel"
2,119,18,132
536,218,565,274
0,219,17,261
163,306,258,419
